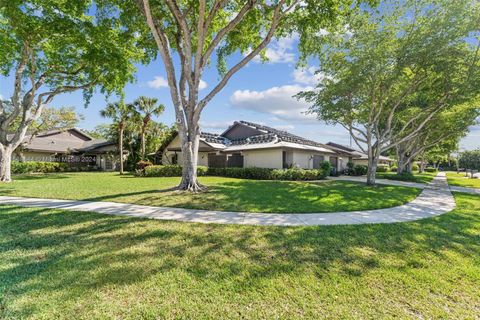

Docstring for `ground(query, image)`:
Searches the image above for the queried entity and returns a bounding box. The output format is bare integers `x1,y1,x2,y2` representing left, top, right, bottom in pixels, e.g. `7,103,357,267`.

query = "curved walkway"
0,173,455,226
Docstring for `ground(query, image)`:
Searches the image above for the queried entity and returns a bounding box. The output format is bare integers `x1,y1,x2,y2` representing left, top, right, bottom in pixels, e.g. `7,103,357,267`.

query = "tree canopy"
297,0,480,184
0,0,149,181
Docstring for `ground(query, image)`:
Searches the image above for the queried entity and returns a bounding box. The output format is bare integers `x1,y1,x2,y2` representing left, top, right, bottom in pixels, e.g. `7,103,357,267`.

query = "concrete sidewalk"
0,173,455,226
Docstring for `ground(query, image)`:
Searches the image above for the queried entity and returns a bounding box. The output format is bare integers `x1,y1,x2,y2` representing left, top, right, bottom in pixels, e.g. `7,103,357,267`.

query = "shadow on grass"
1,192,478,318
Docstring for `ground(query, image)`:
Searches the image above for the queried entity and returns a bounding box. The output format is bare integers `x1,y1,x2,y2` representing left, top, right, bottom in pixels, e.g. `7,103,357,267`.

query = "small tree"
298,0,480,185
133,96,165,160
0,0,145,182
105,0,360,191
100,102,137,175
459,150,480,171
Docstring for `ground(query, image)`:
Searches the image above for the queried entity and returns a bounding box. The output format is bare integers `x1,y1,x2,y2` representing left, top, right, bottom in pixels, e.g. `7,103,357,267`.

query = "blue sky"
1,34,479,151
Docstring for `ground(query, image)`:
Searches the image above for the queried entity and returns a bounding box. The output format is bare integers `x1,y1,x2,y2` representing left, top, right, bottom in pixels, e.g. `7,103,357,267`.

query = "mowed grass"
0,172,421,213
0,192,479,319
376,171,437,184
447,172,480,188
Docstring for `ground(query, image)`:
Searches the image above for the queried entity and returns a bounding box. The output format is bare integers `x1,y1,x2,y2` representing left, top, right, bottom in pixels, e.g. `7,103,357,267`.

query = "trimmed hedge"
144,165,208,177
207,167,328,181
376,165,389,173
424,167,438,173
390,166,398,172
352,165,368,176
412,164,419,171
12,161,69,174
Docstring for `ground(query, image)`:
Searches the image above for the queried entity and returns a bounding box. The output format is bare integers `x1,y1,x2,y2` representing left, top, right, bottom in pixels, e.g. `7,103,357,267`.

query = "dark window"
171,154,178,164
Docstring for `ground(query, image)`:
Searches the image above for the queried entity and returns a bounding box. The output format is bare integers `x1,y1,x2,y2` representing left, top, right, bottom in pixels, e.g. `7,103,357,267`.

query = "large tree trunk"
366,144,380,186
177,124,204,192
396,144,413,174
119,126,124,175
366,156,378,186
0,145,13,182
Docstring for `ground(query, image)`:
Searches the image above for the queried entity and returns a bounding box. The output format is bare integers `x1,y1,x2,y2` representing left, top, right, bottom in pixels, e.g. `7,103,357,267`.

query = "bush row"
144,165,208,177
142,165,329,181
207,167,328,181
12,161,70,174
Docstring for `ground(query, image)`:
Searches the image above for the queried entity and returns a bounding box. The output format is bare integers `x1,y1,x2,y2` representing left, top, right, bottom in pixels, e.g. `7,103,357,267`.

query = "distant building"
160,120,394,171
12,128,119,171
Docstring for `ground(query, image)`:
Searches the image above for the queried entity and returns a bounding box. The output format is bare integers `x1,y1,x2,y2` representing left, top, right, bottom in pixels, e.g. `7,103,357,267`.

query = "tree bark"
366,145,380,186
119,125,124,174
141,129,146,161
177,122,204,192
0,146,13,182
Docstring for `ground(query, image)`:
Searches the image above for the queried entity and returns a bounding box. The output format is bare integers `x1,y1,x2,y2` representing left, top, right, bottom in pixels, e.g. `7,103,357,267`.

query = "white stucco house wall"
160,121,385,172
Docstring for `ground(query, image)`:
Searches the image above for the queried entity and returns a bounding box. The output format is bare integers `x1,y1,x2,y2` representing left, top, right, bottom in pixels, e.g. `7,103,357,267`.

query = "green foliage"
0,0,148,99
320,161,332,173
145,165,208,177
459,150,480,170
376,165,389,173
424,168,438,173
352,165,368,176
390,166,398,172
206,167,328,181
411,164,419,172
12,161,69,174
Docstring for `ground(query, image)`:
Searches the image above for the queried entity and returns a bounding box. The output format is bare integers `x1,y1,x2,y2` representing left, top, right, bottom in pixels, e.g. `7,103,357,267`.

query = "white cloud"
292,67,326,86
200,120,233,132
199,79,208,90
0,94,3,100
147,76,169,89
248,34,298,64
148,76,208,90
230,84,316,122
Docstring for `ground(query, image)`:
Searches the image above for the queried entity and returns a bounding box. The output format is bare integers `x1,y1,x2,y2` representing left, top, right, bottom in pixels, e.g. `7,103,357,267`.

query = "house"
12,128,119,171
326,142,395,166
161,120,368,172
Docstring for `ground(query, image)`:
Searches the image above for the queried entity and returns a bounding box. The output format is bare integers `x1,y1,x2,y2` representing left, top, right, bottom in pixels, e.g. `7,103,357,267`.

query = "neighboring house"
12,128,119,171
161,120,365,172
326,142,394,166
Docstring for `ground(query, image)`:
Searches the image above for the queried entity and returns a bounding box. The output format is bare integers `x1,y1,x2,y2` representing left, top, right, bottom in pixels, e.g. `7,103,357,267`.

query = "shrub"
380,172,415,182
424,167,437,173
412,164,419,171
136,160,153,171
206,167,328,181
376,165,389,172
320,161,332,173
12,161,69,174
144,165,208,177
390,166,398,172
352,165,368,176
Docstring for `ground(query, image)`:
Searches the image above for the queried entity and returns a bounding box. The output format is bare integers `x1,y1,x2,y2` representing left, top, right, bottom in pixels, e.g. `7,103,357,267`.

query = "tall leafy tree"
133,96,165,160
100,102,137,175
105,0,361,191
0,0,147,182
394,102,480,174
298,0,480,185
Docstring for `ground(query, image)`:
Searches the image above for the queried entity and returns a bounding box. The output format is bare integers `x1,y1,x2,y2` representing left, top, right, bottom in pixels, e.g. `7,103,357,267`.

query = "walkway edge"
0,173,456,226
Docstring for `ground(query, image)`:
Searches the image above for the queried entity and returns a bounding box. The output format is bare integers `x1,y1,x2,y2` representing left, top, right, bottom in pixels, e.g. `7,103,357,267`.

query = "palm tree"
133,96,165,160
100,102,137,174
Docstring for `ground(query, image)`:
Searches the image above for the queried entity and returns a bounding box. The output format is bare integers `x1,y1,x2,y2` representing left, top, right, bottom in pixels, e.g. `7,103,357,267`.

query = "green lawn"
447,172,480,188
0,192,478,319
0,172,421,213
376,171,437,184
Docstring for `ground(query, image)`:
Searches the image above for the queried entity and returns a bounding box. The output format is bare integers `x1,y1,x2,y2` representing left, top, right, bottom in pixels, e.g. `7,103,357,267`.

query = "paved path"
449,185,480,195
328,175,426,189
0,173,455,226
